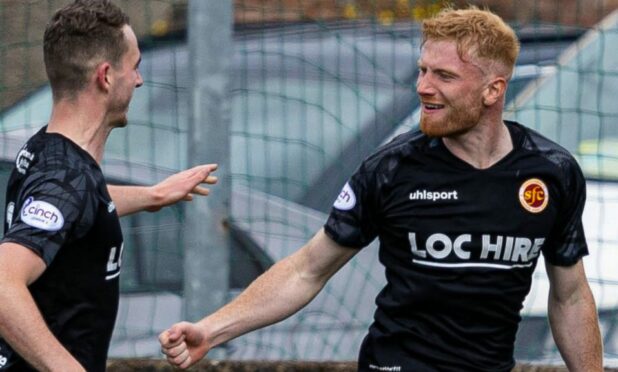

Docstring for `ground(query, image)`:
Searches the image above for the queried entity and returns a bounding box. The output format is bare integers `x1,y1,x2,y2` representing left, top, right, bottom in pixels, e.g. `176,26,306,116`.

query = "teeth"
425,104,443,109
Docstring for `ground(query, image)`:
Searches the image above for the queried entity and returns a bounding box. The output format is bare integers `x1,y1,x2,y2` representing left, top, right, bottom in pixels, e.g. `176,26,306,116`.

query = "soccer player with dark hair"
0,1,217,371
160,7,602,371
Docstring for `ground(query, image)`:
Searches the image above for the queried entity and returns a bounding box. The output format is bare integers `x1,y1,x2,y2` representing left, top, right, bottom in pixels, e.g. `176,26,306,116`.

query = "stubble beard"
113,115,128,128
420,99,483,138
109,94,131,129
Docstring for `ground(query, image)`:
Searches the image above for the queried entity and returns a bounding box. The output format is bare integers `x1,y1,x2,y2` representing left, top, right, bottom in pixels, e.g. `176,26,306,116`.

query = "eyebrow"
434,68,458,78
417,61,459,78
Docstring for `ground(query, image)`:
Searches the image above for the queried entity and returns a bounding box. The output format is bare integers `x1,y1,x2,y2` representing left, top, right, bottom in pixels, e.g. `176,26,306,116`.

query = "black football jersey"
0,126,123,371
324,121,588,371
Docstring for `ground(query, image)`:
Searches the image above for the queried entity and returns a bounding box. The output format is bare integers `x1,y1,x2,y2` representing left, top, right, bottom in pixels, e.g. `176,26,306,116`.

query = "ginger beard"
416,38,490,138
419,89,485,138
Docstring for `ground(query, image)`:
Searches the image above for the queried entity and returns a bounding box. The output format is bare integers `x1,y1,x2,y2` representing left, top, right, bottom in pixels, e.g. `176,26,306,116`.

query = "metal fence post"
184,0,233,358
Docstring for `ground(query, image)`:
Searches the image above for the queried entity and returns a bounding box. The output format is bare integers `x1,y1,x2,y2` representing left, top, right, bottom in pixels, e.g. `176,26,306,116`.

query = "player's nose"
416,73,435,96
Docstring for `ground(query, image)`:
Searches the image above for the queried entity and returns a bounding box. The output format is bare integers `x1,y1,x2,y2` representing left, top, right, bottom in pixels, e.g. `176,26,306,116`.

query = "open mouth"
423,103,445,111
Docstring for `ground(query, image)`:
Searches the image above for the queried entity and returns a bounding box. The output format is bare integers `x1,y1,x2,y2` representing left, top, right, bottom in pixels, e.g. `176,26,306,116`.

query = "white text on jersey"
409,189,458,201
105,243,124,280
409,232,545,269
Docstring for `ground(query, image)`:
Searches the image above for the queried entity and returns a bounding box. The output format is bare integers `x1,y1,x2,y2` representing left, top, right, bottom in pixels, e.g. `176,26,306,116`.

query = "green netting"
0,0,617,365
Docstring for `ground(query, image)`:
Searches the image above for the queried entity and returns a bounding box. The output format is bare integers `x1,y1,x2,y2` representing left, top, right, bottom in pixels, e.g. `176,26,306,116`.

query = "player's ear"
482,76,507,106
95,62,113,93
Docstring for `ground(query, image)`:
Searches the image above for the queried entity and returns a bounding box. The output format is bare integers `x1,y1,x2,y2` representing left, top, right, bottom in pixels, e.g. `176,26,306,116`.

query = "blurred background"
1,0,617,368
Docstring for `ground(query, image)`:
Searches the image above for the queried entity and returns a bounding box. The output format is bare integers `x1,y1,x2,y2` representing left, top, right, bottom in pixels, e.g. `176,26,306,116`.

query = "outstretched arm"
546,259,602,372
108,164,218,217
0,243,85,371
159,229,358,369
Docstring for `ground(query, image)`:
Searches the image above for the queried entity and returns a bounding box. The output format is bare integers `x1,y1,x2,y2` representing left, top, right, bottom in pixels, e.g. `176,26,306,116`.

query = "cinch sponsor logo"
409,232,545,269
519,178,548,213
409,189,458,201
333,182,356,210
20,197,64,232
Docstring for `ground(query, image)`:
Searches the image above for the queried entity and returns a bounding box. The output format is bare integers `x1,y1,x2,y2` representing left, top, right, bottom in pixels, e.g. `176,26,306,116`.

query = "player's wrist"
145,186,164,211
196,318,220,349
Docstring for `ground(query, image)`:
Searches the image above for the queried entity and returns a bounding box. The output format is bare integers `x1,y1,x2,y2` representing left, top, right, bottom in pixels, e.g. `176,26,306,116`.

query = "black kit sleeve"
2,169,98,266
542,158,589,266
324,159,381,249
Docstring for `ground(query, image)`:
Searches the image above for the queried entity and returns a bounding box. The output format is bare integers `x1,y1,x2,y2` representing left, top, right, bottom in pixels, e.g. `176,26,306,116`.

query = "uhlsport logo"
410,189,458,202
519,178,548,213
20,197,65,231
334,182,356,210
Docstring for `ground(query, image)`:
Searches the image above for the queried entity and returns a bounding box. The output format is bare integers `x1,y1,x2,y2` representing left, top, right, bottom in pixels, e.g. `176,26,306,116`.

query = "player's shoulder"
14,127,102,192
24,127,98,174
508,120,584,188
509,120,580,169
360,129,430,174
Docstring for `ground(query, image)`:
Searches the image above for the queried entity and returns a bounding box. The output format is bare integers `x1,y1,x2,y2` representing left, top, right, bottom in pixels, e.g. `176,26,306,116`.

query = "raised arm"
546,259,603,372
159,228,358,369
107,164,217,217
0,243,84,371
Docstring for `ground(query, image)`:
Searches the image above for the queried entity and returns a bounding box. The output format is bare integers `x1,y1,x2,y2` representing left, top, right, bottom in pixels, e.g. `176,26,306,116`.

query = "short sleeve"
542,160,589,266
324,160,380,248
2,169,98,265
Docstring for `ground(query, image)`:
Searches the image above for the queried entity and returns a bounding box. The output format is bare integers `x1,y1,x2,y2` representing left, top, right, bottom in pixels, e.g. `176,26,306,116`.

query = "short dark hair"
44,0,130,100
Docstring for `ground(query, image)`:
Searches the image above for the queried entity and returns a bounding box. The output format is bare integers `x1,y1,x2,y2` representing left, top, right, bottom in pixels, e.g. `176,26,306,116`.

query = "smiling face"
416,39,489,138
108,25,143,128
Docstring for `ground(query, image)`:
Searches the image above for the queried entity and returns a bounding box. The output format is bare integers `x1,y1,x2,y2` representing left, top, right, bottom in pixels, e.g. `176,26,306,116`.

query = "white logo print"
107,201,116,213
0,348,7,367
20,197,64,231
409,232,545,269
334,182,356,210
409,189,458,201
15,147,34,175
369,364,401,372
106,243,124,280
6,202,15,229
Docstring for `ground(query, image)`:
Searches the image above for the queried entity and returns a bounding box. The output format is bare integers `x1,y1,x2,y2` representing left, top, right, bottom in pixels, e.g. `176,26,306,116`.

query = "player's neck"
441,118,513,169
47,97,112,164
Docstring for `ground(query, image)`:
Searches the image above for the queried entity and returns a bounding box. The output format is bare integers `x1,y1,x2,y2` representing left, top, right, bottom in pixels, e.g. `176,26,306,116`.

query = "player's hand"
146,164,218,212
159,322,211,369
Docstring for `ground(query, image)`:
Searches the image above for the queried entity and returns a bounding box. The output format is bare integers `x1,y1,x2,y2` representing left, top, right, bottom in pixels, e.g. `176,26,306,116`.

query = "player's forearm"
107,184,154,216
197,253,328,348
548,286,603,372
0,282,84,371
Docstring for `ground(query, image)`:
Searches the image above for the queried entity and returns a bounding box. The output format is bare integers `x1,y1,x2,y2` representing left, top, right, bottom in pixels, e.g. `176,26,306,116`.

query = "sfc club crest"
518,178,549,214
